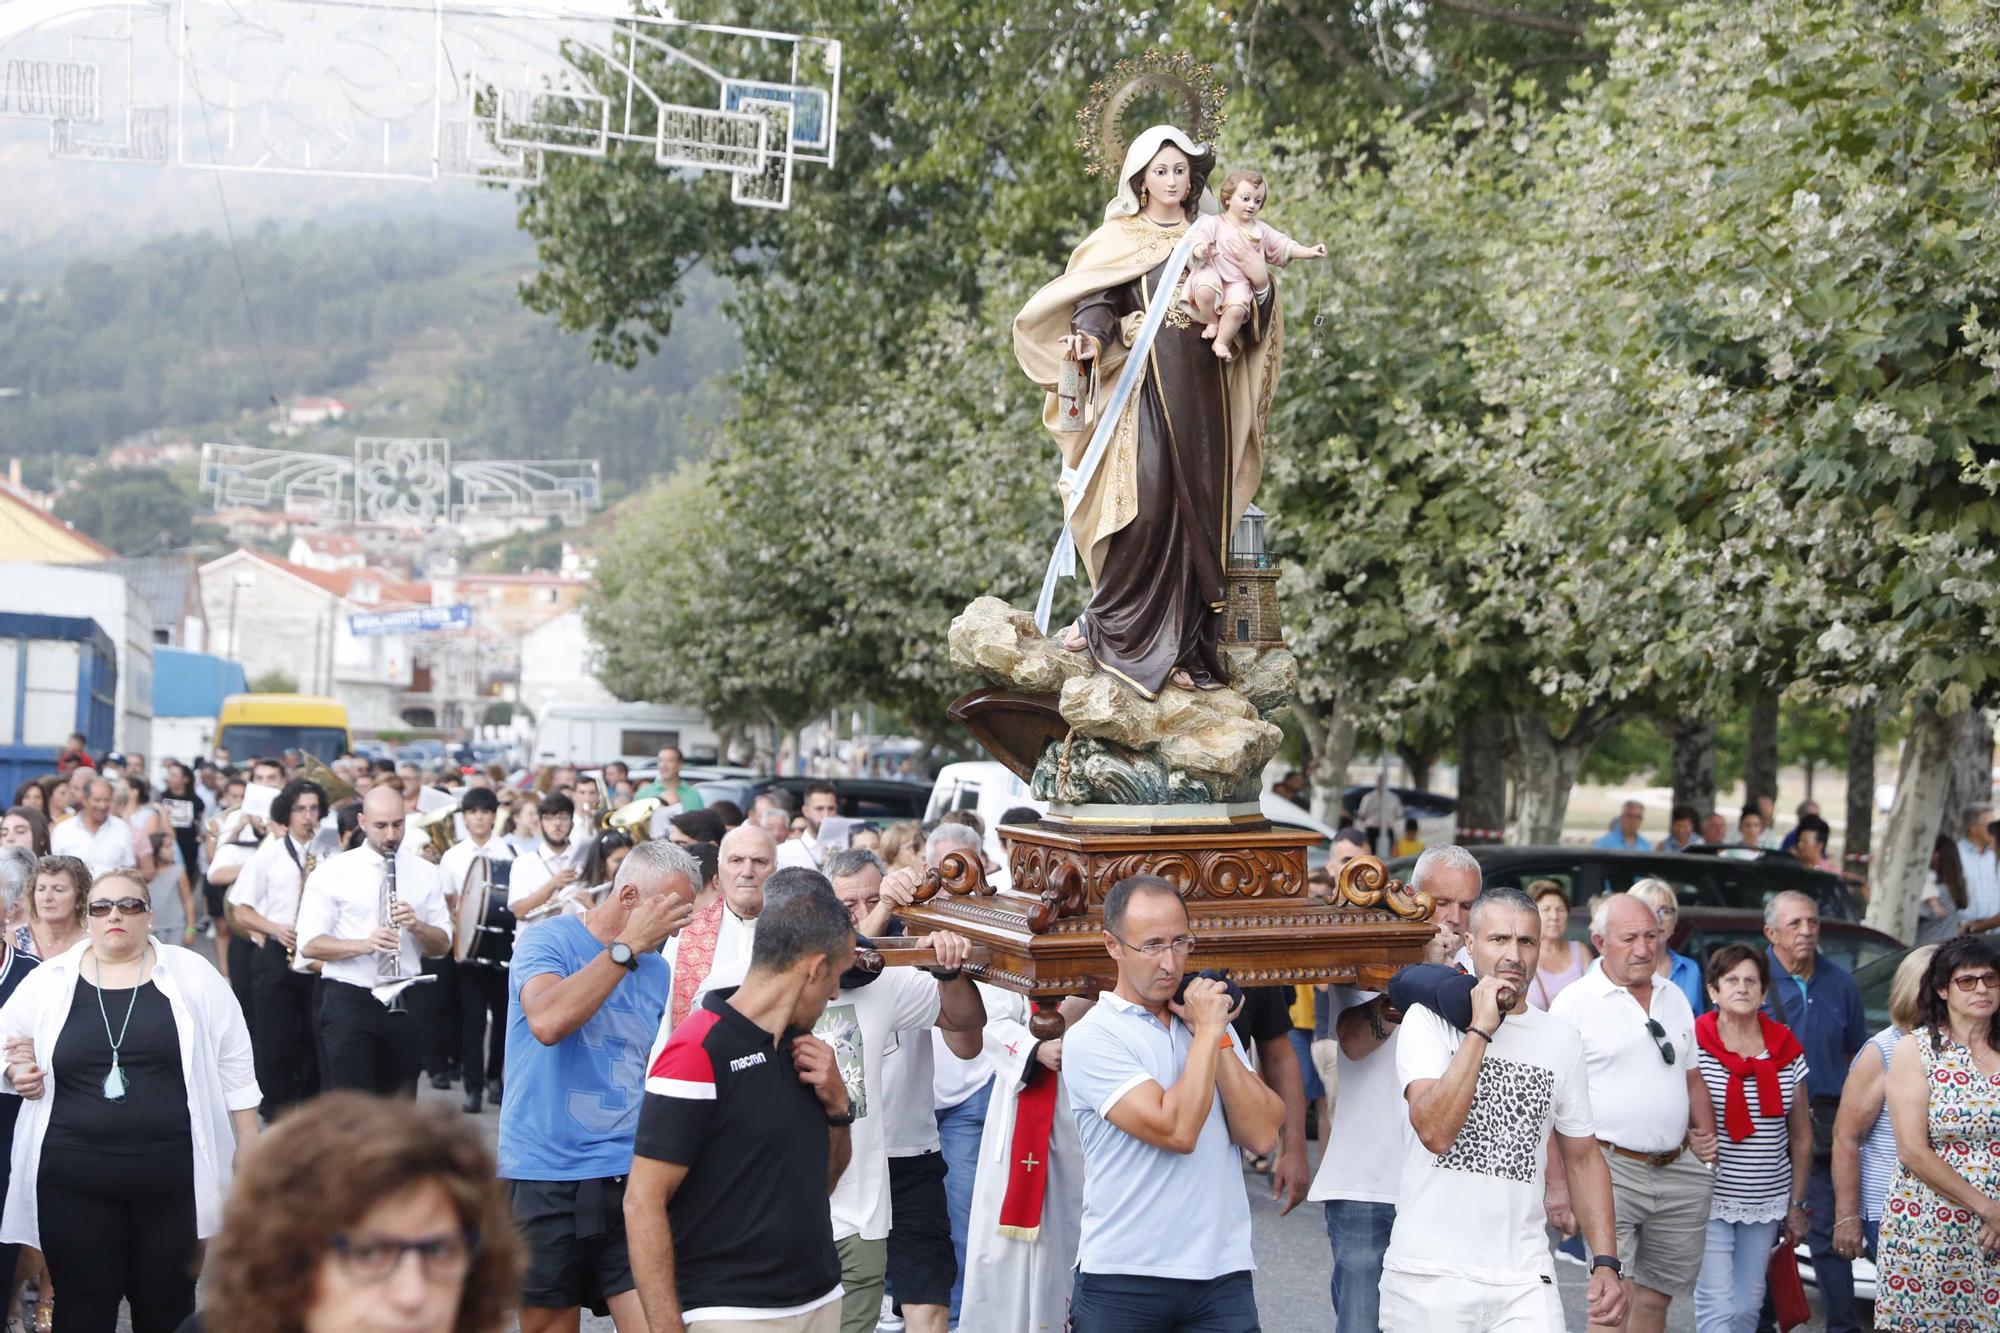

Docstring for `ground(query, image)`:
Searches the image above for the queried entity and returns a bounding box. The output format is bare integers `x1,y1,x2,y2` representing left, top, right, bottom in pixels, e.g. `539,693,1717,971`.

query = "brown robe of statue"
1069,265,1278,699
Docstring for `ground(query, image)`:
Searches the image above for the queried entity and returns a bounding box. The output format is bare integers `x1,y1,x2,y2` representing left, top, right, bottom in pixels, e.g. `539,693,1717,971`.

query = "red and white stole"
997,1063,1061,1240
669,895,727,1030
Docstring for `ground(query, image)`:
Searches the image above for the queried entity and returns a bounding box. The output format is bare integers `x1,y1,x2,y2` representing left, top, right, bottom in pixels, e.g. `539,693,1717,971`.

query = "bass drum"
455,856,516,968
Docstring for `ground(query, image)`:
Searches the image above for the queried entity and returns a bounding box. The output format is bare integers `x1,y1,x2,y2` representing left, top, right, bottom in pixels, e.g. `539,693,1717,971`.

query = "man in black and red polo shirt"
626,873,857,1333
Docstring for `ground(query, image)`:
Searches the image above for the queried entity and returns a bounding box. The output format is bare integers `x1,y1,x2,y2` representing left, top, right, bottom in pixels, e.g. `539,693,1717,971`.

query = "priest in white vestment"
958,987,1088,1333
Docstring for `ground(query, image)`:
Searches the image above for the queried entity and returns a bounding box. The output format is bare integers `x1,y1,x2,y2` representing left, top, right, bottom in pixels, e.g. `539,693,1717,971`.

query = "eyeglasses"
330,1230,479,1283
86,898,150,918
1644,1018,1677,1065
1110,932,1198,958
1952,973,2000,993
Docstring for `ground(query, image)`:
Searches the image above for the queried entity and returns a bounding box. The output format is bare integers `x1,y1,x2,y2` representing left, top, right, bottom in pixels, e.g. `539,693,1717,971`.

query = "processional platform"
892,784,1438,1038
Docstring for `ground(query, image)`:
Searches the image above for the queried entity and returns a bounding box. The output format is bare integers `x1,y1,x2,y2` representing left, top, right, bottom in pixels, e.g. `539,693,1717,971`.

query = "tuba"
411,802,461,861
605,796,662,842
296,753,356,806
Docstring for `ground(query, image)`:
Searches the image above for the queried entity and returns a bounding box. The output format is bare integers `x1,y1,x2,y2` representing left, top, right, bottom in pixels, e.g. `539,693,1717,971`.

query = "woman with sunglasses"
194,1091,522,1333
0,868,258,1332
1873,935,2000,1330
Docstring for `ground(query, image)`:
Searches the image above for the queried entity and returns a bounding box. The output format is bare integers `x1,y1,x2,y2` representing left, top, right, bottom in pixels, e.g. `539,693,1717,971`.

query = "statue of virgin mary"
1014,123,1283,701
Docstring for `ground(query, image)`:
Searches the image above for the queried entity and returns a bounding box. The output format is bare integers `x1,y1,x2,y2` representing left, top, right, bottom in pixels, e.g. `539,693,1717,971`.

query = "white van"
532,702,721,769
925,761,1341,867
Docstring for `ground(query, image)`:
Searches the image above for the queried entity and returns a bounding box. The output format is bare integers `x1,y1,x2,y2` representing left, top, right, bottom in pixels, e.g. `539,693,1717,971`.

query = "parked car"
1384,845,1863,922
691,776,932,824
1338,784,1459,845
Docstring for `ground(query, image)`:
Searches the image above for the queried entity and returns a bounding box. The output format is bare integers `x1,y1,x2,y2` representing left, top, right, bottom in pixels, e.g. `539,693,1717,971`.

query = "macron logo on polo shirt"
647,1009,721,1100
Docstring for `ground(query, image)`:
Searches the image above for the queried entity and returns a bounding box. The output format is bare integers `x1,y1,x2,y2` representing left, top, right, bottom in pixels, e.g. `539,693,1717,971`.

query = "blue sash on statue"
1034,231,1199,636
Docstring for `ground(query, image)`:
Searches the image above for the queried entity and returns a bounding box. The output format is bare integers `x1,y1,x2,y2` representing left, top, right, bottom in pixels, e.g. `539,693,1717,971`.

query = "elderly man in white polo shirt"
1063,874,1284,1332
1549,893,1720,1333
48,777,137,880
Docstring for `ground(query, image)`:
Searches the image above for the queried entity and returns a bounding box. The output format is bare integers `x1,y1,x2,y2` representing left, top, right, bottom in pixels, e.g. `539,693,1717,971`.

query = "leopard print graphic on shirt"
1433,1056,1555,1184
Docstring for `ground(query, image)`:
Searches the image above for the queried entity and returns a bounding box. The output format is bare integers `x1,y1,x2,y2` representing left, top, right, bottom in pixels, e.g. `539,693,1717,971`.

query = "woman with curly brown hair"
195,1091,523,1333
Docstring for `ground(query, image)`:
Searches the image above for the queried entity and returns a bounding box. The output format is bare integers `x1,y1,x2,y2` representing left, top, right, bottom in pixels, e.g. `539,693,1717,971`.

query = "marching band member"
225,778,328,1118
507,794,585,927
297,789,451,1099
438,788,514,1114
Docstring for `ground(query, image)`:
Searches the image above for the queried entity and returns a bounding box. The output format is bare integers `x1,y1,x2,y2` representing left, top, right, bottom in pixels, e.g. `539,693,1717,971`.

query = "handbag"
1766,1241,1811,1331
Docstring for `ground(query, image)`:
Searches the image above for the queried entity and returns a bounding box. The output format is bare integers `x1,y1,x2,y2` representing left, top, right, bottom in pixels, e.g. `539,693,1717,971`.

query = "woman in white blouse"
0,868,259,1332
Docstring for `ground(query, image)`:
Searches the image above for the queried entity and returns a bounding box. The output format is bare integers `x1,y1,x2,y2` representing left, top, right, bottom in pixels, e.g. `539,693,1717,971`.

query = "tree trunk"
1745,695,1780,816
1507,711,1617,845
1291,701,1356,828
1941,708,1996,829
1843,704,1877,878
1456,712,1508,845
1396,744,1435,793
1670,718,1718,818
1867,701,1957,942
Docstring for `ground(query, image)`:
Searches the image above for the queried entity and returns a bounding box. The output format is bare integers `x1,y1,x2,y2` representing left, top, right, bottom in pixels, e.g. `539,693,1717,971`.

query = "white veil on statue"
1102,123,1212,222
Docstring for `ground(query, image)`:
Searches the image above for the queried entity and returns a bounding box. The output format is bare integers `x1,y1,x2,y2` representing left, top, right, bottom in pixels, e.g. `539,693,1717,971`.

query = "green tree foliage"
52,466,197,555
530,0,1603,732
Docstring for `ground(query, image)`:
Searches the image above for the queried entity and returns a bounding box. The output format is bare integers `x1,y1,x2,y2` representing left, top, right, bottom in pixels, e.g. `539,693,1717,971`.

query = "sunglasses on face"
87,898,150,917
1644,1018,1677,1065
1952,973,2000,993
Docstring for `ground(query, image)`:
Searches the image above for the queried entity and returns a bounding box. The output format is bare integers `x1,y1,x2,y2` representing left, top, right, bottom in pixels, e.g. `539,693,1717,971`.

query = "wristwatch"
825,1107,857,1127
1590,1255,1622,1276
607,941,639,973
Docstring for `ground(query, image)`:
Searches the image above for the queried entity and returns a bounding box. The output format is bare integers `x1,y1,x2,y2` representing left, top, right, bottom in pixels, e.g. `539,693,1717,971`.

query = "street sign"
348,605,473,637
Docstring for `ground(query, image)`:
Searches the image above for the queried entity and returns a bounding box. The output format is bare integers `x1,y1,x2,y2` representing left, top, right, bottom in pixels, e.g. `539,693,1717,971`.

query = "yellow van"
215,694,351,764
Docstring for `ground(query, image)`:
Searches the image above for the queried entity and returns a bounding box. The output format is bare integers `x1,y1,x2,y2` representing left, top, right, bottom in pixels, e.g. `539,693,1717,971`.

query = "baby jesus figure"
1184,168,1326,360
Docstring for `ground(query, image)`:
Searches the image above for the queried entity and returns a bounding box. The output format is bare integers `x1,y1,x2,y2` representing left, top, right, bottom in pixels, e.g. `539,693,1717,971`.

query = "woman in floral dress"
1876,935,2000,1329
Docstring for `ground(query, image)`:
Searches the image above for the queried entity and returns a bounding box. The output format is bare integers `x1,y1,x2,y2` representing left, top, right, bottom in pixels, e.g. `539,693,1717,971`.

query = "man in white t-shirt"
827,850,982,1333
1305,844,1483,1332
777,783,841,871
1550,894,1720,1333
1956,803,2000,934
49,777,137,879
1382,887,1625,1332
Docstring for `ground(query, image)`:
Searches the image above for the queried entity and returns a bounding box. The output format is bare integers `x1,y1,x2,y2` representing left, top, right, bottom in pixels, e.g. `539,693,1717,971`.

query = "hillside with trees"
0,216,737,495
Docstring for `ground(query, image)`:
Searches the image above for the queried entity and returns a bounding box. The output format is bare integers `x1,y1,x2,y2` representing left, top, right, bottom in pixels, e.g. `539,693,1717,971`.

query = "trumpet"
604,796,662,841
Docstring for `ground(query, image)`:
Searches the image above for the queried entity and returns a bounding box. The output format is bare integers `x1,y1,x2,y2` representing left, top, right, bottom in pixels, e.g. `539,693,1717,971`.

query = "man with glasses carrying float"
1549,893,1720,1333
1061,874,1284,1332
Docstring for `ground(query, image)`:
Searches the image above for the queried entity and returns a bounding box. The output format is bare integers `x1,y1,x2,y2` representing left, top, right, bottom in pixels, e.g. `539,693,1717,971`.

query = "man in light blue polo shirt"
1063,874,1286,1332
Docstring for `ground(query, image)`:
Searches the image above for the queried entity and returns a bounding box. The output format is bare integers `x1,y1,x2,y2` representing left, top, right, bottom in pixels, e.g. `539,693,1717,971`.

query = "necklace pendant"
102,1062,126,1102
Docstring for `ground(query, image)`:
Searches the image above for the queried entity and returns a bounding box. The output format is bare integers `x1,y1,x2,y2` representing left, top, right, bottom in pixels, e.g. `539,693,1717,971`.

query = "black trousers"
318,979,419,1098
226,932,259,1041
458,962,508,1092
251,938,319,1117
417,953,460,1080
39,1141,197,1333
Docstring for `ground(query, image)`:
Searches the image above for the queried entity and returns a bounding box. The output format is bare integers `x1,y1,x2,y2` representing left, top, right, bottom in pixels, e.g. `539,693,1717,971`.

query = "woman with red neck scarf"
1691,943,1812,1333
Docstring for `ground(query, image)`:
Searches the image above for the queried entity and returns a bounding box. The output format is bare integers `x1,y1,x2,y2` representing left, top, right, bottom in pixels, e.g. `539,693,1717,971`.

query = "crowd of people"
0,735,1991,1333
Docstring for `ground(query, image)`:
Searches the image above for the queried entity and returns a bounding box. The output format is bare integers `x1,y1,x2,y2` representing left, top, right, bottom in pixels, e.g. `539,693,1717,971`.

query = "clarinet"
290,851,317,966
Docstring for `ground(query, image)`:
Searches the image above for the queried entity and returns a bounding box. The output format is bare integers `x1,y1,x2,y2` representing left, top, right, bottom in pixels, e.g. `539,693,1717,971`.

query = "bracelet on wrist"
1468,1025,1496,1043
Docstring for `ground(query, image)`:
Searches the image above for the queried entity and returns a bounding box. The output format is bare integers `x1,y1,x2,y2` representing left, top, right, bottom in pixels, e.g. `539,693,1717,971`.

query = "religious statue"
1013,57,1287,704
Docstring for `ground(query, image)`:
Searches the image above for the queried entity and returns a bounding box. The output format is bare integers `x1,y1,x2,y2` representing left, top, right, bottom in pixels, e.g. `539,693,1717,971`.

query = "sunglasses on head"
86,898,150,918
